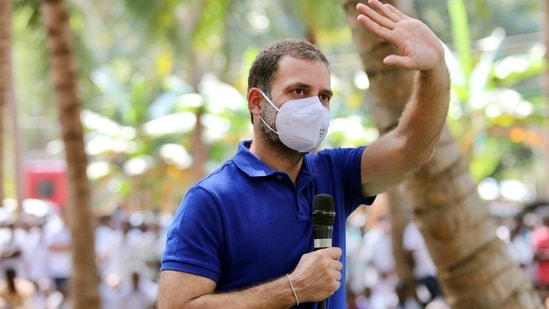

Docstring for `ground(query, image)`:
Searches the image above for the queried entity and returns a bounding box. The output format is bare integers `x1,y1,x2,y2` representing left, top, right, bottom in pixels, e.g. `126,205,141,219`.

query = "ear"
247,88,263,118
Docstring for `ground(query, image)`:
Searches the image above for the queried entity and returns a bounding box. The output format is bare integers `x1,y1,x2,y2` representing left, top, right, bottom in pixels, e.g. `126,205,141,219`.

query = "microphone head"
312,194,335,226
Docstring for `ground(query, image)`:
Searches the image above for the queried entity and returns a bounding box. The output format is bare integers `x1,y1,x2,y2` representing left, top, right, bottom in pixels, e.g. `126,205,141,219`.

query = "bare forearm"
396,62,450,163
159,275,297,309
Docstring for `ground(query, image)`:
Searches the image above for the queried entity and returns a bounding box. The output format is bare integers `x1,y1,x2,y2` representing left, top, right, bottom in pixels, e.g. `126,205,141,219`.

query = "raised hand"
356,0,444,71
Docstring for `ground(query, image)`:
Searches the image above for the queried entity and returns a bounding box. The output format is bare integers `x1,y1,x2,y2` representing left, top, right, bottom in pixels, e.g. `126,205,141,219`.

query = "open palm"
356,0,444,71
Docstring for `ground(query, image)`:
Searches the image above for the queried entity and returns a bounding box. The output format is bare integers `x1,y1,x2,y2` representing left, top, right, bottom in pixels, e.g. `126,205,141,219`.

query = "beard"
259,104,305,160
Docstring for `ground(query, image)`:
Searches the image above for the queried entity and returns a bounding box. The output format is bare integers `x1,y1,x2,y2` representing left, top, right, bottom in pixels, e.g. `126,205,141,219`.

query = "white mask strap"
258,89,280,112
257,89,280,134
259,115,278,135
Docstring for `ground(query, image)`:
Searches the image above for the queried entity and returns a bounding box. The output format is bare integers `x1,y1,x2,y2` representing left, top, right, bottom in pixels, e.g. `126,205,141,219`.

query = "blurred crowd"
2,199,549,308
0,203,169,309
345,210,447,309
496,203,549,307
344,201,549,309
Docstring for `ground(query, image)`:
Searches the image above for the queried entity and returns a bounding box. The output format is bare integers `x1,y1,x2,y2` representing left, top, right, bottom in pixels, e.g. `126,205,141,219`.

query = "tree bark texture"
342,1,543,308
0,0,11,205
40,0,100,308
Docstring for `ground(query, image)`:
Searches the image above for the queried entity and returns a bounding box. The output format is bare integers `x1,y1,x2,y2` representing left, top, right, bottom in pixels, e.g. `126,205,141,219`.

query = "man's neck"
249,138,303,183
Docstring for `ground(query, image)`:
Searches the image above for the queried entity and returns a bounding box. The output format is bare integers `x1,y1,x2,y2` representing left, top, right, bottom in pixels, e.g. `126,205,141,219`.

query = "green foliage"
416,0,541,42
13,0,41,28
448,0,472,75
192,0,229,51
120,0,181,42
11,0,546,208
283,0,348,32
445,0,547,189
470,137,500,179
493,47,547,88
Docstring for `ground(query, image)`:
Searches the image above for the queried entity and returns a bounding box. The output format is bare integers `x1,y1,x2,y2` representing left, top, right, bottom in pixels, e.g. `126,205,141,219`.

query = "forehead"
271,56,331,91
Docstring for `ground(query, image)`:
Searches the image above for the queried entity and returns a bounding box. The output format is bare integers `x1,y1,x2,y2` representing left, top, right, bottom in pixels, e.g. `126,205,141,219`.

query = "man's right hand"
288,247,343,303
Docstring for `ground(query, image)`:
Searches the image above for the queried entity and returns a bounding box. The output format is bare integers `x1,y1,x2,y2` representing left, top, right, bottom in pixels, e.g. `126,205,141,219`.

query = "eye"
294,89,305,96
319,94,331,104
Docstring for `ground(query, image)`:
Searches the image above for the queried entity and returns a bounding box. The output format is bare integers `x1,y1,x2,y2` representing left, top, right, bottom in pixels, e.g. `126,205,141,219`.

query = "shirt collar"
232,140,276,177
232,140,316,183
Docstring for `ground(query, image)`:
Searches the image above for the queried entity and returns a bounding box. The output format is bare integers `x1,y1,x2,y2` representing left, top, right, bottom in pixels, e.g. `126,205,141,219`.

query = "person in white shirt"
116,270,156,309
361,214,399,307
44,208,72,305
403,221,442,305
0,217,25,278
20,217,49,285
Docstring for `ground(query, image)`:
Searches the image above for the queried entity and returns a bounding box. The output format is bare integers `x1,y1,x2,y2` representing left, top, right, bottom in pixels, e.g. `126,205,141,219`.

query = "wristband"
286,274,300,306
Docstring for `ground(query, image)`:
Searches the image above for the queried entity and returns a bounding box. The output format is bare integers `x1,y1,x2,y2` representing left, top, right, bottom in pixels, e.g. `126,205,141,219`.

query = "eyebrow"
287,82,333,98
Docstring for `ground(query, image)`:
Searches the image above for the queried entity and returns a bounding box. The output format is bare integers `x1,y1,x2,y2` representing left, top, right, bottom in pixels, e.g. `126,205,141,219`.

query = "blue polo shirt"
161,140,375,308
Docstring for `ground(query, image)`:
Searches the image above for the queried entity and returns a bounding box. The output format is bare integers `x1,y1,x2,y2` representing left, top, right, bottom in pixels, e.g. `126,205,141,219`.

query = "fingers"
314,248,343,276
384,2,410,21
290,248,344,302
323,248,343,282
356,0,413,36
365,0,401,24
355,0,443,71
332,263,343,281
356,2,395,31
325,247,343,260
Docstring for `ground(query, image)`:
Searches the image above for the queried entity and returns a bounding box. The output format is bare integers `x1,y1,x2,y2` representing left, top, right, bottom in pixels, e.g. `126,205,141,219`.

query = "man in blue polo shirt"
159,1,450,308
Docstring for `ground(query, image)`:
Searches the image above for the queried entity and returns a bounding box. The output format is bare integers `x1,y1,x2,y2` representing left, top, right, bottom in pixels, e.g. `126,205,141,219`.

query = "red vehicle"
24,160,67,207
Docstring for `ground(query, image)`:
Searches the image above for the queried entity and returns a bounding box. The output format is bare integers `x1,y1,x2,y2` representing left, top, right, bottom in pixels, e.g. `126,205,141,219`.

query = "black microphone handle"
319,300,327,309
312,194,335,309
314,227,332,308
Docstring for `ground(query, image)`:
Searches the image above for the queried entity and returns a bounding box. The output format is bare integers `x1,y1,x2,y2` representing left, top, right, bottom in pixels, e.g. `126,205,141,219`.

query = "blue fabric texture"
161,140,375,308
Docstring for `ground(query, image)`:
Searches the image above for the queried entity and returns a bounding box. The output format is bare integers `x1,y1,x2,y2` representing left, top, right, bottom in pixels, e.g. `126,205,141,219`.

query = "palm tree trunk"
386,187,418,301
39,0,100,308
342,1,543,308
186,0,208,183
0,0,11,205
543,0,549,200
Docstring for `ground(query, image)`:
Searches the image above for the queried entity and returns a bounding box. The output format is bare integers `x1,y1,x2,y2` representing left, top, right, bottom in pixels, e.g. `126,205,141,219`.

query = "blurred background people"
403,221,442,306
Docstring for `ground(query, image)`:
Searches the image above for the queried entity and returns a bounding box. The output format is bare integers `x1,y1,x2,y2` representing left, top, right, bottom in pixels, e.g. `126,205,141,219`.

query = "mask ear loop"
257,88,280,135
259,115,279,135
258,89,280,112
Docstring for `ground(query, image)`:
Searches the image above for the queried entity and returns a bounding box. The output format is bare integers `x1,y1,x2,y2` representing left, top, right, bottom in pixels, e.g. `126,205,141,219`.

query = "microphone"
312,194,335,309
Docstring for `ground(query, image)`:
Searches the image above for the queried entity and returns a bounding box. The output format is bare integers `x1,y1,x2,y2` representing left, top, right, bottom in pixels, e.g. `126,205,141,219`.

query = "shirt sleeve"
160,186,224,282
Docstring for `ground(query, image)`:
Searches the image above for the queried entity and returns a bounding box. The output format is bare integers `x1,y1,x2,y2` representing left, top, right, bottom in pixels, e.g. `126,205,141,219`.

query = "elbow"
401,138,436,171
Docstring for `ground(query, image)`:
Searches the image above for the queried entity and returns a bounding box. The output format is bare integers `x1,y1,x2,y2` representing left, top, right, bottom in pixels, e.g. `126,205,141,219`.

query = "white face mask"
258,89,330,153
